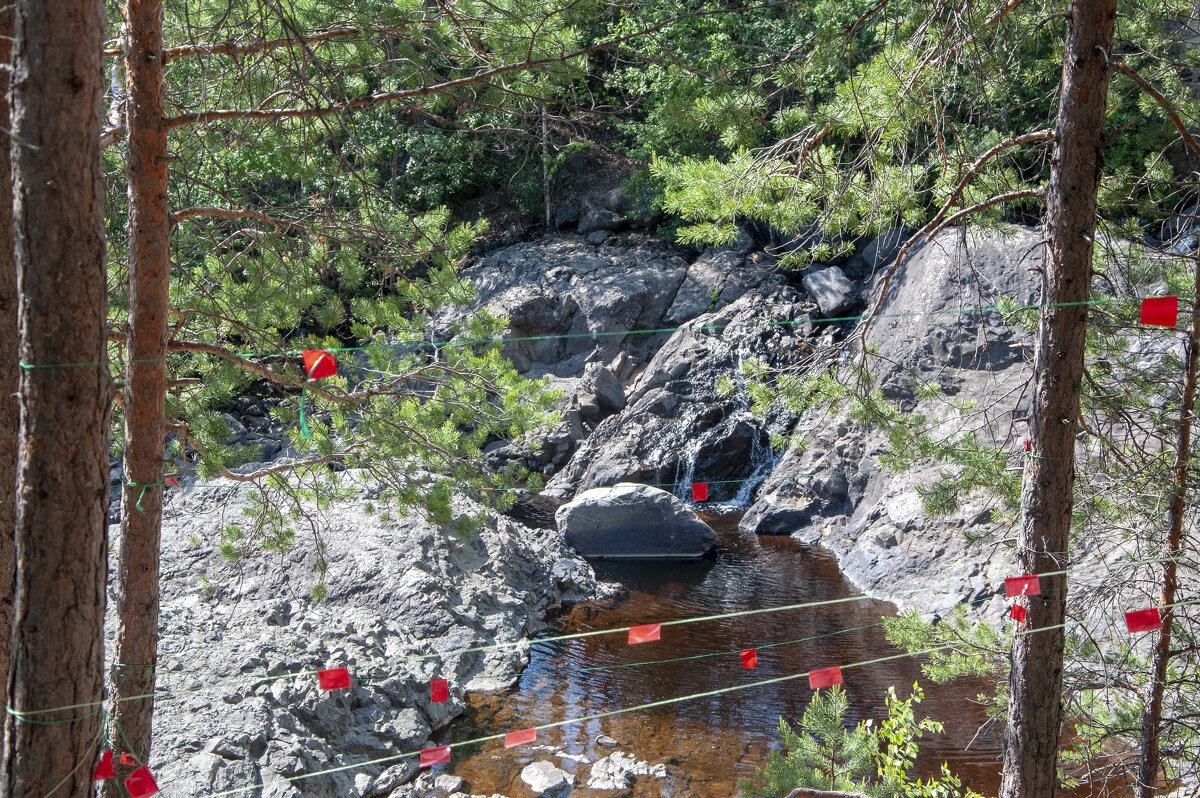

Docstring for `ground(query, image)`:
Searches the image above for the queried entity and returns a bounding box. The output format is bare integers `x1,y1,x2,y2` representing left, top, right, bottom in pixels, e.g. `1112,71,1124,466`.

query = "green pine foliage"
740,684,977,798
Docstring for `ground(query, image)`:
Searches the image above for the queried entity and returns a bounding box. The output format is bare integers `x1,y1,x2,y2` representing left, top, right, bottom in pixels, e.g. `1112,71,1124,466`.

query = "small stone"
595,735,619,748
521,760,574,796
586,230,609,246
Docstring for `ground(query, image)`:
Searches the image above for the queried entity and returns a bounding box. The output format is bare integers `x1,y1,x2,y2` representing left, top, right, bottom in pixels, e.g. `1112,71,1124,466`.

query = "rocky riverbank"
111,476,617,796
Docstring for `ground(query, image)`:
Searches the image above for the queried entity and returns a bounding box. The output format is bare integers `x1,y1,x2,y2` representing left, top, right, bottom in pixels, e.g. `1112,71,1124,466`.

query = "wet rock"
556,483,718,559
586,751,667,790
521,760,575,796
595,735,619,748
802,266,858,318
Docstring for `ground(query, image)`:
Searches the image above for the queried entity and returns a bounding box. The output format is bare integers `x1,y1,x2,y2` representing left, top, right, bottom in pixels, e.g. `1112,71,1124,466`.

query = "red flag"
93,750,115,781
1004,575,1040,598
302,349,337,380
419,745,451,767
809,666,843,689
740,649,757,669
628,623,661,645
317,667,351,691
125,766,159,798
431,678,448,703
692,482,708,501
163,477,179,487
1010,604,1027,623
1125,608,1163,633
504,728,537,749
1140,296,1178,328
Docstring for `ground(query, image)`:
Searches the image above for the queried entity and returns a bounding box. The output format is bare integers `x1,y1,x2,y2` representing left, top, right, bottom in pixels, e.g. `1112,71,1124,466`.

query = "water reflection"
447,516,1002,796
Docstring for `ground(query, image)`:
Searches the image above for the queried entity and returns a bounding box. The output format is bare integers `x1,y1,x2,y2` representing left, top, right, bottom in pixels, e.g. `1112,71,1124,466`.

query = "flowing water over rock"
444,516,1003,797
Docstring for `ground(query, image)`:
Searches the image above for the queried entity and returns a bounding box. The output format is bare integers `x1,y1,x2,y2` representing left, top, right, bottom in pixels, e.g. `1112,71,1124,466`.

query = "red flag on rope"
317,667,351,691
431,678,448,703
1125,608,1163,633
692,482,708,501
420,746,451,767
163,477,179,487
740,649,757,669
124,766,159,798
1010,604,1027,623
504,728,538,748
1140,296,1178,327
303,349,337,380
809,666,843,689
93,750,115,781
1004,575,1040,598
628,623,661,645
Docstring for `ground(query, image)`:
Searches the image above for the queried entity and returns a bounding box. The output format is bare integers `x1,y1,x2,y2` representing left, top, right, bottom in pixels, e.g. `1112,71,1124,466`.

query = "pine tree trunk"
999,3,1115,798
1135,256,1200,797
0,2,17,745
106,0,169,786
1,0,111,790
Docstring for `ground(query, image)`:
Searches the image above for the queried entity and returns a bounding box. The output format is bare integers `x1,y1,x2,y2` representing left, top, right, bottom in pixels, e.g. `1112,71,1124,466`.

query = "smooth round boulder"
555,483,718,559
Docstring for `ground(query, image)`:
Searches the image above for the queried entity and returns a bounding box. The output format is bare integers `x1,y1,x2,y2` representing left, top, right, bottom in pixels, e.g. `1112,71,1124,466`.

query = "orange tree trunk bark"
1136,255,1200,797
106,0,170,785
1,0,111,790
0,1,16,745
999,2,1115,798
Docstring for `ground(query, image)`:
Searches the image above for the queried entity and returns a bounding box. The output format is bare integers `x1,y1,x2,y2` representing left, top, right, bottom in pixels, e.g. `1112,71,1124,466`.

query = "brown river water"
442,515,1003,797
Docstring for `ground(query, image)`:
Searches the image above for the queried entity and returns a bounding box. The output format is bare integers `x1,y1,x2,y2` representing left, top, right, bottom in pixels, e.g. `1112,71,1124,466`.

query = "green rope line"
14,295,1191,371
124,482,166,513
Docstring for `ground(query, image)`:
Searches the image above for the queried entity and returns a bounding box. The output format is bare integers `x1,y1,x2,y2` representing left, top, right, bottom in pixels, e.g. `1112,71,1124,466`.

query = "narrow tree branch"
1116,61,1200,159
169,206,304,230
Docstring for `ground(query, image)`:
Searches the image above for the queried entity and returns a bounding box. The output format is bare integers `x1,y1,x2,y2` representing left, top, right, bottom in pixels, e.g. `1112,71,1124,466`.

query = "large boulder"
555,483,718,558
802,265,858,318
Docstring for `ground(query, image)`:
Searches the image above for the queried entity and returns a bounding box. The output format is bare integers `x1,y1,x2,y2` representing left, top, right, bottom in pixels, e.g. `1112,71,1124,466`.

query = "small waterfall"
732,421,778,506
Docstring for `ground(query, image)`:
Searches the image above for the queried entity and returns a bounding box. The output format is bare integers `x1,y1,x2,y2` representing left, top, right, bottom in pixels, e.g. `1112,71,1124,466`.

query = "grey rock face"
578,207,622,234
520,760,574,796
842,226,914,280
802,266,858,318
603,188,634,216
119,474,615,797
742,227,1041,612
556,483,718,558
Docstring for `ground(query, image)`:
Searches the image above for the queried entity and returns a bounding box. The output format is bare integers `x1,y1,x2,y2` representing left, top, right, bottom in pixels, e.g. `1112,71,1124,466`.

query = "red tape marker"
317,667,351,691
809,666,843,689
1140,296,1178,328
302,349,338,380
124,766,159,798
431,678,448,703
1010,604,1026,623
740,648,757,669
1004,575,1040,598
1125,608,1163,633
692,482,708,501
93,749,115,781
419,745,451,767
504,728,537,748
628,623,661,645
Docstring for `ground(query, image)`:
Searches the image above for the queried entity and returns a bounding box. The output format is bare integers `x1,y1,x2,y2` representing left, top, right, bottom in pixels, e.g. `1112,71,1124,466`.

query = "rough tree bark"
0,2,16,742
105,0,170,787
1000,2,1115,798
1,0,111,791
1136,255,1200,797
